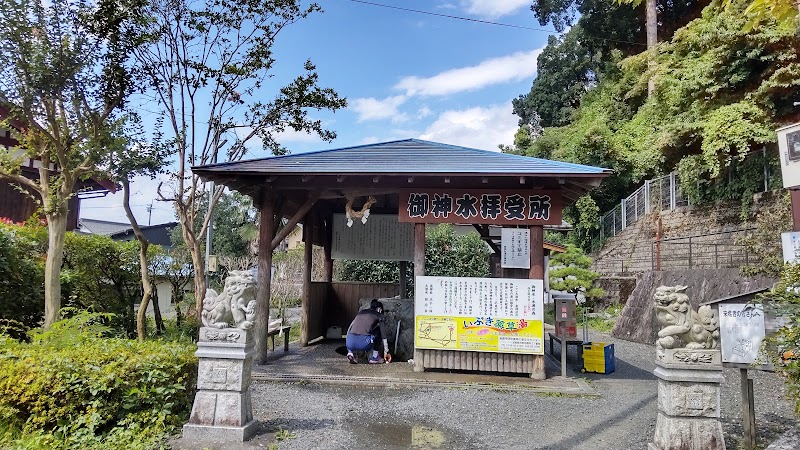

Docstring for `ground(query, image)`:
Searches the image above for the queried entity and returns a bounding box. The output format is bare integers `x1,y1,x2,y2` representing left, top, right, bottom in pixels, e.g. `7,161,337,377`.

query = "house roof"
78,218,132,235
193,139,611,177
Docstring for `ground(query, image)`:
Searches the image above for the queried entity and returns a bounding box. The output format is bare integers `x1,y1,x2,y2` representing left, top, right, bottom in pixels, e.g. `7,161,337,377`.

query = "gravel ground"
246,329,797,450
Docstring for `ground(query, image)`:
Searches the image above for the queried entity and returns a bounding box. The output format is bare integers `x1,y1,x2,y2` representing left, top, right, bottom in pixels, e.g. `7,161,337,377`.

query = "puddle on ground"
343,417,455,449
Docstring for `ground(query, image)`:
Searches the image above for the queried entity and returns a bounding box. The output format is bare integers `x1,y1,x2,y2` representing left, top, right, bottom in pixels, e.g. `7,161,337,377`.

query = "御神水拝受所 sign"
398,190,562,225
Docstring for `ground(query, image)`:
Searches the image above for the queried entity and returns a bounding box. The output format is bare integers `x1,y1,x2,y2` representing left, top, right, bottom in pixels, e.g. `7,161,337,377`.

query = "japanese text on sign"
719,303,767,365
399,190,562,225
331,214,414,261
501,228,530,269
414,276,544,354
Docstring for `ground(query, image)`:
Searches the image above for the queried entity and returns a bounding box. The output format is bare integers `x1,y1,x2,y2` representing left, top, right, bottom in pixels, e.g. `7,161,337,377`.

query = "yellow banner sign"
415,315,544,354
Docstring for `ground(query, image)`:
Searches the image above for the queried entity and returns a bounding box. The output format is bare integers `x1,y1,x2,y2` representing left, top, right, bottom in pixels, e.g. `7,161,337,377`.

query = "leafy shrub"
0,221,45,335
0,312,197,449
337,224,490,284
757,264,800,415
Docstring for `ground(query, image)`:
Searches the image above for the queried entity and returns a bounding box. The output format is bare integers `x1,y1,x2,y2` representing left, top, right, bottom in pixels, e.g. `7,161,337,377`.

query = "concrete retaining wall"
611,268,775,344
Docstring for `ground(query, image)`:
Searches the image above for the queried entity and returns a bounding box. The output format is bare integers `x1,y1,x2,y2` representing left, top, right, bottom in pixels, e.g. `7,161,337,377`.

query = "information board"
719,303,767,365
414,276,544,354
331,214,413,261
781,231,800,264
501,228,530,269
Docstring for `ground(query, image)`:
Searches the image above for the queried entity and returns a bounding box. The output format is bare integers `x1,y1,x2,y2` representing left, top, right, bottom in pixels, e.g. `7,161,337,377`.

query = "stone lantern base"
183,327,258,442
649,349,726,450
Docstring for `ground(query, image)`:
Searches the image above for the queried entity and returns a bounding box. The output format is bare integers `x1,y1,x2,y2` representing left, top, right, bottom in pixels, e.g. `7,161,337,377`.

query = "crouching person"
346,299,391,364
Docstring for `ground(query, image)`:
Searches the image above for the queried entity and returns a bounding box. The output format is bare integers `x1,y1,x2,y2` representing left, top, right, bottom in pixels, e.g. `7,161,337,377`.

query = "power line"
347,0,559,33
345,0,647,47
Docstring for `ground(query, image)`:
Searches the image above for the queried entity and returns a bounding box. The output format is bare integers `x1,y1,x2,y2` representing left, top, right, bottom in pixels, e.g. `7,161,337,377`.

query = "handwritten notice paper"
501,228,530,269
719,303,766,364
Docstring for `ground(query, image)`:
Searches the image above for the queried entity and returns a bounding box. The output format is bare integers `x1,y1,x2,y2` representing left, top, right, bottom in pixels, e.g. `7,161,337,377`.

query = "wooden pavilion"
192,139,610,378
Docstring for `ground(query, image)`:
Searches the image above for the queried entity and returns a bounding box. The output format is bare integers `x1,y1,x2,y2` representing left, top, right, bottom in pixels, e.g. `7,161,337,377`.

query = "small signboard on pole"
719,303,769,368
501,228,530,269
778,122,800,189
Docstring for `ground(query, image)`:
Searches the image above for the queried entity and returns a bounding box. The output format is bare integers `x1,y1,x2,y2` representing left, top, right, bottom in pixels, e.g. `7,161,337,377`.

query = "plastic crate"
581,342,615,374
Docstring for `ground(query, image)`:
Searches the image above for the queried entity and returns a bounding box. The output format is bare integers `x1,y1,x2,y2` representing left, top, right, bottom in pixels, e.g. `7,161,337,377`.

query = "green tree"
0,0,146,328
61,233,142,335
0,220,45,335
723,0,798,29
106,126,170,340
756,263,800,415
512,2,798,238
133,0,347,322
549,245,605,300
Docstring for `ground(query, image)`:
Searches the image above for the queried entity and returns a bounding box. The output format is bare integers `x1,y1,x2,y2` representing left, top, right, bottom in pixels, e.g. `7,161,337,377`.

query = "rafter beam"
271,194,319,250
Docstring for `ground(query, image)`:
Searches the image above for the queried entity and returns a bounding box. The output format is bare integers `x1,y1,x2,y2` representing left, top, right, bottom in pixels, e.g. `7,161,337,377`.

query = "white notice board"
331,214,413,261
781,231,800,264
719,303,767,365
501,228,530,269
778,122,800,188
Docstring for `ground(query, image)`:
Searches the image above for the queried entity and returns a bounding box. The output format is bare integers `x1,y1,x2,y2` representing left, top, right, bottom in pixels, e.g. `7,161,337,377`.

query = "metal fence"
599,172,689,240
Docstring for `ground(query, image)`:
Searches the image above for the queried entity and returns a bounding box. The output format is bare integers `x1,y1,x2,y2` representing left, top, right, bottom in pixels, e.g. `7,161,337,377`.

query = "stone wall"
597,276,638,305
593,190,784,276
611,268,774,344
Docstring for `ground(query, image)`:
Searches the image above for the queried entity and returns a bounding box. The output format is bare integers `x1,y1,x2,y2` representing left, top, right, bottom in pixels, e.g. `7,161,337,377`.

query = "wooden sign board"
398,189,562,225
331,214,413,261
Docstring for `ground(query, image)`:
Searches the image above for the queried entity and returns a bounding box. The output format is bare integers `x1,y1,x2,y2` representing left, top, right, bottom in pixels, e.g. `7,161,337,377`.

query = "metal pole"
670,172,677,209
621,200,626,230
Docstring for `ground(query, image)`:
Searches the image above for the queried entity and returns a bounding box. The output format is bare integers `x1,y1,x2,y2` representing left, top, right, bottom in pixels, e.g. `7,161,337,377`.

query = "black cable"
344,0,647,47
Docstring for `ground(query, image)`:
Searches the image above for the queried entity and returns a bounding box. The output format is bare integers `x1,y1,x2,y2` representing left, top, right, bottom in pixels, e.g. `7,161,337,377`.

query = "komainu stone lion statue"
653,285,719,358
201,270,257,329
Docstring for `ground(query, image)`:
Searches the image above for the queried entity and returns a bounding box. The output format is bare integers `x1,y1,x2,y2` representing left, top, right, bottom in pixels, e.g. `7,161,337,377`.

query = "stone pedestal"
183,327,258,442
649,349,726,450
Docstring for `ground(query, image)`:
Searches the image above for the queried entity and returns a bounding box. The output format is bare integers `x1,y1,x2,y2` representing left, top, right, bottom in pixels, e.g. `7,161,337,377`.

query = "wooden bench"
548,332,584,359
267,326,291,352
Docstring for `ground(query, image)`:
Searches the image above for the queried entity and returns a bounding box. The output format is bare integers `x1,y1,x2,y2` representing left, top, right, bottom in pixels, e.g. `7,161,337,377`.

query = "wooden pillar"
413,223,425,372
791,190,800,232
529,225,544,279
323,214,333,283
300,214,313,347
529,224,546,379
254,191,275,364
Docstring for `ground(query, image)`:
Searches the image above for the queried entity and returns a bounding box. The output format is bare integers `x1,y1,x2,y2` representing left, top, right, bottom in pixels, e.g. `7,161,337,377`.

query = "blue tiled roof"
193,139,610,176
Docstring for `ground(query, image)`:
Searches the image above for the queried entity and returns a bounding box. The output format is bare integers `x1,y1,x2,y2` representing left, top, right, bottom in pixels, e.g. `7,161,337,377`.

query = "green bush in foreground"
0,312,198,449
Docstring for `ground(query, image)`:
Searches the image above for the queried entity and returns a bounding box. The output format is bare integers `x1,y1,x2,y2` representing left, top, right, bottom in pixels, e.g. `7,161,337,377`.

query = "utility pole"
146,201,153,226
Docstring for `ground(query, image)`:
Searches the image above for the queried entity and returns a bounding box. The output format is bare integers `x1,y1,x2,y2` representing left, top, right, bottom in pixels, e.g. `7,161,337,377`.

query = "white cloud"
274,127,326,144
395,48,542,97
418,103,517,150
350,95,409,122
417,106,433,119
461,0,530,18
358,136,380,145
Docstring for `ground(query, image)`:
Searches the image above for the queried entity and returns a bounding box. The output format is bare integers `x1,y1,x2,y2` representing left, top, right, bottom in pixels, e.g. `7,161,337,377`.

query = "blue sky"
80,0,559,225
